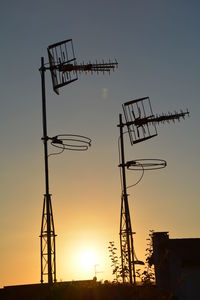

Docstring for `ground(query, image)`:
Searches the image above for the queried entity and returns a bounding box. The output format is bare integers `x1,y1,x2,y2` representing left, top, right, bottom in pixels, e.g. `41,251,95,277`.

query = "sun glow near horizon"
59,240,108,281
79,249,96,269
74,247,101,279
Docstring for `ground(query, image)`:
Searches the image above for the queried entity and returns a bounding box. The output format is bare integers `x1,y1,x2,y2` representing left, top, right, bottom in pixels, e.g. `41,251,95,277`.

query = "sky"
0,0,199,287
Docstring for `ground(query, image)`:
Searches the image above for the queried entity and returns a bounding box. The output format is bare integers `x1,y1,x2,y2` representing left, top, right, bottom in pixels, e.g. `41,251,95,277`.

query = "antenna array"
119,97,189,284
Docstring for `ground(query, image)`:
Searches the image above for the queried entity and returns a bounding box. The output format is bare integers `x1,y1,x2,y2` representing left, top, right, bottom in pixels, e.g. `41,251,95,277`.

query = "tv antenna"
47,39,118,95
39,38,118,284
94,264,103,280
118,96,189,284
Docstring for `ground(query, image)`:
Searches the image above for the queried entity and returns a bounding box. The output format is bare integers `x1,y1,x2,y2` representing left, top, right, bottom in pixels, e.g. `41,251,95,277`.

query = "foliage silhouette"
136,230,155,285
108,231,155,285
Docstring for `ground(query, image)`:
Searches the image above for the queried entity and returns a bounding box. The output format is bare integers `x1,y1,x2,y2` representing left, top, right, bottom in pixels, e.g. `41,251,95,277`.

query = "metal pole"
41,57,50,196
40,57,53,284
119,113,136,284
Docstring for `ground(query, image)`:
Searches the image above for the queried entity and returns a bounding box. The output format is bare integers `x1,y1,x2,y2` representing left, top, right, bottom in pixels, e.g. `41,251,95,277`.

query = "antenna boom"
145,110,189,126
58,61,118,74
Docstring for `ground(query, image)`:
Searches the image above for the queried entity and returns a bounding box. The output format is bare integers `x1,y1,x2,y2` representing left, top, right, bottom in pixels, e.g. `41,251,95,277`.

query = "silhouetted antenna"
47,39,118,94
40,38,118,284
118,96,189,285
149,110,189,125
124,158,167,171
122,97,189,145
50,134,91,151
123,97,157,144
58,60,118,73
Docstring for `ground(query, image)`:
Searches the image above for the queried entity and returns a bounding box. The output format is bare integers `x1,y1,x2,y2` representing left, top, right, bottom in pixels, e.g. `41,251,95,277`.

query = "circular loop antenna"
51,134,91,151
127,159,167,171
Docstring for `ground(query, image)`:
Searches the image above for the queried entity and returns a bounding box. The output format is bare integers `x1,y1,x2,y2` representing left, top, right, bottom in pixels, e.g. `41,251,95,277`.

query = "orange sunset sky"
0,0,200,287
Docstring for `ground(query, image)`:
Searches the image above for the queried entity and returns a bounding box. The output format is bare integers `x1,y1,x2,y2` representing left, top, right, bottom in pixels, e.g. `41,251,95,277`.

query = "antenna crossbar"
149,110,189,125
58,60,118,74
128,110,189,127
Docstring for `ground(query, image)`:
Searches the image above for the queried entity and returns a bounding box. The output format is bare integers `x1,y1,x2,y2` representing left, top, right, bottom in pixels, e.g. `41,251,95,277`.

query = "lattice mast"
39,39,118,284
119,97,189,285
118,114,136,284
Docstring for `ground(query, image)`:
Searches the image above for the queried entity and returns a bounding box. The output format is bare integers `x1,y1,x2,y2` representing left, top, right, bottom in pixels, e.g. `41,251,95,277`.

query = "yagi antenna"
149,109,189,125
47,39,118,94
122,97,189,145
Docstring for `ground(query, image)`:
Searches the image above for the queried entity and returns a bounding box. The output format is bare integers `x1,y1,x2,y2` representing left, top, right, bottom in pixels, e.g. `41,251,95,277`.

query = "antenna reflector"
122,97,158,145
47,39,78,94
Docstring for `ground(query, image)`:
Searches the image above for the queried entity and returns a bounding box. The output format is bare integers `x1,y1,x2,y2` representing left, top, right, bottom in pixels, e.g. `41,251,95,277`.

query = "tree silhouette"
136,230,155,285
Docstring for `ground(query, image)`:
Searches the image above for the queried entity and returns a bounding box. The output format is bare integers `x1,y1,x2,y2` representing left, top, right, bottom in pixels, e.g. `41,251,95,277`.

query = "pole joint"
41,136,50,141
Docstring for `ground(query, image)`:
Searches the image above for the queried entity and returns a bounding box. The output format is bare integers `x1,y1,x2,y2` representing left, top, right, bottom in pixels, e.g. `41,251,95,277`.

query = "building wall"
152,232,200,300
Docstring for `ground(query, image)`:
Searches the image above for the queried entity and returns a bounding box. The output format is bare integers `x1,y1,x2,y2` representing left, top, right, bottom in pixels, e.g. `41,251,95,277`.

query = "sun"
60,239,107,281
73,248,99,279
79,249,96,270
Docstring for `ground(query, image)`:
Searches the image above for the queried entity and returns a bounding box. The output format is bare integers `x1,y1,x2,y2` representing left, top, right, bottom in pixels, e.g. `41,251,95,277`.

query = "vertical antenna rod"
40,57,56,284
119,114,136,284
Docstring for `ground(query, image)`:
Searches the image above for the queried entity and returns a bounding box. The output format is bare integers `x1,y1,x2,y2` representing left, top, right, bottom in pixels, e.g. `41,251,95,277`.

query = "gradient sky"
0,0,199,287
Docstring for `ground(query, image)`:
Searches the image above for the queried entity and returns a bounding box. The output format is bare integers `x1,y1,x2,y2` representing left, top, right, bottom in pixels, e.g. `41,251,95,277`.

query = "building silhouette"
152,232,200,300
